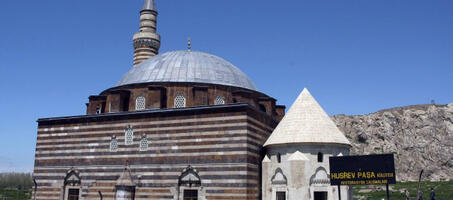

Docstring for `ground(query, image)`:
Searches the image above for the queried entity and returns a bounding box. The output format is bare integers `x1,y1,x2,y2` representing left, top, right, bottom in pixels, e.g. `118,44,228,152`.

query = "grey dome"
117,50,258,91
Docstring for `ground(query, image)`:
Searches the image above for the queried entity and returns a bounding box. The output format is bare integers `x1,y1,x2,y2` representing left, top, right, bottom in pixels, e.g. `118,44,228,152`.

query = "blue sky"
0,0,452,172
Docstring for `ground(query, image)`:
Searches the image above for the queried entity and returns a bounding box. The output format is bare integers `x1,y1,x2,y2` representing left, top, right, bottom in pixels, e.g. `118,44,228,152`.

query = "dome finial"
188,37,191,52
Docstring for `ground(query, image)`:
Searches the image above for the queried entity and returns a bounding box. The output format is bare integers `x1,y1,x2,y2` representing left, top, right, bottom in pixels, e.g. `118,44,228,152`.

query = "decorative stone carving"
133,38,161,49
309,167,330,185
179,165,201,187
271,168,287,185
64,168,81,186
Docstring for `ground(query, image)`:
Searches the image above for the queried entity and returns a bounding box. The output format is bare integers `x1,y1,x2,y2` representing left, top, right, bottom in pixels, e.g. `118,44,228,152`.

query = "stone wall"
263,144,351,200
33,104,278,200
86,82,285,120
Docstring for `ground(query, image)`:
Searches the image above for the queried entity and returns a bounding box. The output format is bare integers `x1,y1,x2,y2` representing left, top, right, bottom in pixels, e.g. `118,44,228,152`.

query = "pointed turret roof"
288,151,309,161
116,166,136,187
264,88,351,147
142,0,157,12
262,155,271,163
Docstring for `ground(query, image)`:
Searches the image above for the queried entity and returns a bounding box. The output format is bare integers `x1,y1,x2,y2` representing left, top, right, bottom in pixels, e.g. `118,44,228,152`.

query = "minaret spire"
133,0,161,66
142,0,157,11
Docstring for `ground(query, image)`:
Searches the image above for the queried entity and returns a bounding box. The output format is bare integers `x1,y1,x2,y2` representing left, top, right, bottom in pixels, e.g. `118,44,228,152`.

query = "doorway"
183,189,198,200
276,191,286,200
67,189,79,200
314,191,327,200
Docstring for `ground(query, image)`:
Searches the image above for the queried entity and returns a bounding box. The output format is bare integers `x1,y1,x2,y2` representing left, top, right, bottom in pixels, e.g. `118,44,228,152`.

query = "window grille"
174,94,186,108
139,134,148,151
214,96,225,105
110,136,118,152
135,95,146,110
125,126,134,145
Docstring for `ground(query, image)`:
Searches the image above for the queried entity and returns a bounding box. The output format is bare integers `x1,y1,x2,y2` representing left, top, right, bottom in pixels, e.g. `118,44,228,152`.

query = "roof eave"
264,142,352,148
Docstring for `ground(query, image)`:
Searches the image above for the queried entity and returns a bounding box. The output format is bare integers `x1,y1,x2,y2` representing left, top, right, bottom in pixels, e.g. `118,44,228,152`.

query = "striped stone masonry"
32,104,278,200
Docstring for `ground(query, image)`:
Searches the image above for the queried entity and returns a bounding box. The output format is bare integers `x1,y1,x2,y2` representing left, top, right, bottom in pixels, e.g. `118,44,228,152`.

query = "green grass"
0,189,30,200
0,182,451,200
353,181,453,200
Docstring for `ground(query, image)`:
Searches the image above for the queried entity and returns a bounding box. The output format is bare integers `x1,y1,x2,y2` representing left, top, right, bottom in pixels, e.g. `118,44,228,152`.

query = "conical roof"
116,166,136,187
142,0,157,12
264,88,351,147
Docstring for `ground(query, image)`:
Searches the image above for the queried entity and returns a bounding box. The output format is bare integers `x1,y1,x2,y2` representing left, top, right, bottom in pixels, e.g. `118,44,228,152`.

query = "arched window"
96,105,102,114
139,134,148,151
318,152,323,163
259,104,267,113
110,136,118,152
214,96,225,105
135,95,146,110
125,125,134,145
174,94,186,108
277,153,281,163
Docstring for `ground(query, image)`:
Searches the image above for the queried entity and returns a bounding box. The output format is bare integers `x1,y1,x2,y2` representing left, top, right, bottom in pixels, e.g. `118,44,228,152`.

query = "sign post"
386,183,390,200
329,154,396,200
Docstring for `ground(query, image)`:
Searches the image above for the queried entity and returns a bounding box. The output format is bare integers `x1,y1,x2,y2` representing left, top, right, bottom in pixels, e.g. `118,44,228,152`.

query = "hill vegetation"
0,173,32,200
0,173,33,190
353,181,453,200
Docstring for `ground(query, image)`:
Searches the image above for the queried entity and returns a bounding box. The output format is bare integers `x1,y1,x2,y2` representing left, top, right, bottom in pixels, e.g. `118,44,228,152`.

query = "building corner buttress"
133,0,161,66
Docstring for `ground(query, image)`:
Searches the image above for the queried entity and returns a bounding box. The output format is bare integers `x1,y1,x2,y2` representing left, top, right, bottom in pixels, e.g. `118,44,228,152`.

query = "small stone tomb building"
262,89,353,200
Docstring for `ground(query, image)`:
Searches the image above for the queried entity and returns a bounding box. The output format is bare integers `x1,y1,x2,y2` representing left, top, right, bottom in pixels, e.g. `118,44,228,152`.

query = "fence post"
33,179,37,200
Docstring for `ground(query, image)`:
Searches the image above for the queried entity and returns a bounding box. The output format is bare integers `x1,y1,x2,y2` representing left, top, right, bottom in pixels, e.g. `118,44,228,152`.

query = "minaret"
133,0,161,66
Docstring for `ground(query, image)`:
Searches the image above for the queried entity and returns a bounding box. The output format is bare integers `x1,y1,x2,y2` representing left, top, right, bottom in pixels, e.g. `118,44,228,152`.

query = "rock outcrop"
332,103,453,181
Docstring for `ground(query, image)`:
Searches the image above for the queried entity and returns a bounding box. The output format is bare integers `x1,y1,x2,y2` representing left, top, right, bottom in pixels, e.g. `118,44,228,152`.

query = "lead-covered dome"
117,50,258,91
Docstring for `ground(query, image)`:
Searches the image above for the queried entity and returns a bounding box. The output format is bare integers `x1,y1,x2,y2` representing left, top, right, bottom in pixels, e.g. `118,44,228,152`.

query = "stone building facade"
32,1,353,200
262,89,352,200
32,1,283,200
35,104,278,200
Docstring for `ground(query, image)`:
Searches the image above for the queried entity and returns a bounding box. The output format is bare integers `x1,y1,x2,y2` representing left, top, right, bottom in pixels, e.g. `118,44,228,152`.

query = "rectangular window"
183,189,198,200
276,191,286,200
68,189,79,200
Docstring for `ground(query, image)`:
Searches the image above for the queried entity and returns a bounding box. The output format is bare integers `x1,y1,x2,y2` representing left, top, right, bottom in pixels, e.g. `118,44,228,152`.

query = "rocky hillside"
331,103,453,182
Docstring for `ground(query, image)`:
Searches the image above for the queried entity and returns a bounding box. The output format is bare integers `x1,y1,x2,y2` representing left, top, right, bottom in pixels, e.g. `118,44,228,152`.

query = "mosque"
32,1,352,200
